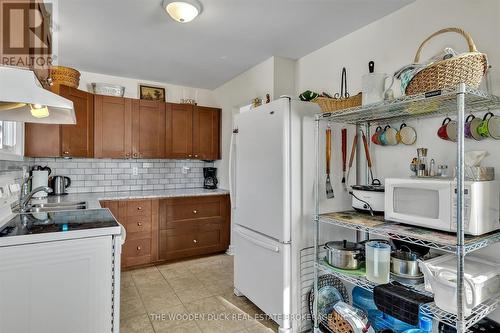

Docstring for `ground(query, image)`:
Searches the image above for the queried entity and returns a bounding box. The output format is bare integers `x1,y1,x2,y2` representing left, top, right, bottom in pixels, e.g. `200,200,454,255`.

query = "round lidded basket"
405,27,488,95
327,309,355,333
50,66,81,88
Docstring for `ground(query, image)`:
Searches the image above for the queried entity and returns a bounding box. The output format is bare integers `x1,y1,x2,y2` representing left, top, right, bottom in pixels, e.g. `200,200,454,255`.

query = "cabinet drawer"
159,222,226,260
169,200,222,221
126,200,151,217
123,238,151,258
125,216,152,234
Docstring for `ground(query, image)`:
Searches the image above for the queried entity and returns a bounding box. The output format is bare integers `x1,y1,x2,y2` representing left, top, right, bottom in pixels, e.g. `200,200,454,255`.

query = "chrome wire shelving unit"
312,84,500,333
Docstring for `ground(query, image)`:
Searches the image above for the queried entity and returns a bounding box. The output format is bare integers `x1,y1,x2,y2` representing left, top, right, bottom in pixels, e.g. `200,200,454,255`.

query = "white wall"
295,0,500,321
78,71,217,107
212,57,276,190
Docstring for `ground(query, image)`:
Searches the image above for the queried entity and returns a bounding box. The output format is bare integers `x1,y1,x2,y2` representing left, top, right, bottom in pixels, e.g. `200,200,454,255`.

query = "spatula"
326,127,334,198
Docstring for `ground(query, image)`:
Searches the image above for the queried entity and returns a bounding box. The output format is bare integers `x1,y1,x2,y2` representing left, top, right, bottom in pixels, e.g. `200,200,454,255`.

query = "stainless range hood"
0,66,76,124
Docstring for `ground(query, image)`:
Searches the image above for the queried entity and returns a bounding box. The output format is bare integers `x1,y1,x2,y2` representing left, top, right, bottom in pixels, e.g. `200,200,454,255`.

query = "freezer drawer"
234,225,291,329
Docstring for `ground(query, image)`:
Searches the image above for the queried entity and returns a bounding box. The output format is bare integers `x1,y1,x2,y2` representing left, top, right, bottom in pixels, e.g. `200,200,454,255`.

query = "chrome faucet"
19,184,53,213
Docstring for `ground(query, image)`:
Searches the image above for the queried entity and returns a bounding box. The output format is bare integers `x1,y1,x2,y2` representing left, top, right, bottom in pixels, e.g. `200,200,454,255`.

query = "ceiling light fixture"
163,0,202,23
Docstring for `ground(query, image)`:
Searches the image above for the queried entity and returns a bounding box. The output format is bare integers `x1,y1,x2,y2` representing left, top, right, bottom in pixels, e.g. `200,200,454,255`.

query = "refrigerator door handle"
229,128,238,210
235,227,280,253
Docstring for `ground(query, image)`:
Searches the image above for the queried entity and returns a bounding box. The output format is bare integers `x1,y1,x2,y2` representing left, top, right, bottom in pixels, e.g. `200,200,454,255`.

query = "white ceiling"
57,0,413,89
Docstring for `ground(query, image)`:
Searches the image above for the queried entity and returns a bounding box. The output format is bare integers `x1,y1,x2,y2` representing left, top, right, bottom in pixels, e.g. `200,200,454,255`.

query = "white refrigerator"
230,98,319,333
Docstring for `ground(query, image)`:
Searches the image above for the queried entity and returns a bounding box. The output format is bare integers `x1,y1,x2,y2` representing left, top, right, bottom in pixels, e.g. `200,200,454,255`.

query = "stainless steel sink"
21,201,87,213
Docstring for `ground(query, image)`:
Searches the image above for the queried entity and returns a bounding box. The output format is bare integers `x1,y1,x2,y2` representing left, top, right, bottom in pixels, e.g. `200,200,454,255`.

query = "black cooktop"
0,209,119,238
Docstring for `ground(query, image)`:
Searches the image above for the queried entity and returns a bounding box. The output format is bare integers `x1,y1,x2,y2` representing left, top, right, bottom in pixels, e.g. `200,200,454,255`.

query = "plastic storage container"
352,287,416,333
419,254,500,315
402,317,432,333
366,241,391,284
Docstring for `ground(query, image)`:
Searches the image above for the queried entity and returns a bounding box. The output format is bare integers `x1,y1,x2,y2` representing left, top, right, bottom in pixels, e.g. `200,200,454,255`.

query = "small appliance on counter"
203,167,218,189
49,175,71,195
350,181,385,215
31,165,52,198
385,177,500,235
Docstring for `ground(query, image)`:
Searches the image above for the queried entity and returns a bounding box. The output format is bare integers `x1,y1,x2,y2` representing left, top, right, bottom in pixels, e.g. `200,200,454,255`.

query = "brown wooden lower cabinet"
100,194,230,269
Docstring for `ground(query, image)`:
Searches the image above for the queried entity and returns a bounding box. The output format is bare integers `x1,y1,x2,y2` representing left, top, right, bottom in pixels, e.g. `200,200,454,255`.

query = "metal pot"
324,240,365,270
390,249,422,278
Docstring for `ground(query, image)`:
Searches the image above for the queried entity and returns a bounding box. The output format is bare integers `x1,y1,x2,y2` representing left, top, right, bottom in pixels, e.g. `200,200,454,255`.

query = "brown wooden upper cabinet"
132,100,166,158
94,95,132,158
94,96,165,159
25,86,94,158
165,103,221,160
60,86,94,157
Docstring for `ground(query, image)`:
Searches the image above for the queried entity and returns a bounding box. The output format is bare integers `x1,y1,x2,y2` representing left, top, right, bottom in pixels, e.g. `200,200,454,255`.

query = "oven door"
385,179,452,231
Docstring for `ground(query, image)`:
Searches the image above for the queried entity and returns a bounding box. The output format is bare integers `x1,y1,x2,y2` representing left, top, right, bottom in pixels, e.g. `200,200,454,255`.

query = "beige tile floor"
120,254,279,333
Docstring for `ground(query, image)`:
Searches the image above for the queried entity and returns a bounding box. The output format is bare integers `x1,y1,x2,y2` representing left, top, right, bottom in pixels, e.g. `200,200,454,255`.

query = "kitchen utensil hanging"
341,128,347,184
361,130,378,185
326,126,334,198
345,133,358,188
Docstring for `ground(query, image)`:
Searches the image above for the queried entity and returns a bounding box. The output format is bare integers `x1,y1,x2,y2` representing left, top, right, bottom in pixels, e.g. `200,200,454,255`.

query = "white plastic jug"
418,260,476,316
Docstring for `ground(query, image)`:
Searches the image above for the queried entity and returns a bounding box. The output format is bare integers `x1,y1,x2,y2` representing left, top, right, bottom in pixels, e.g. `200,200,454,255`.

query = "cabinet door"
0,237,113,333
60,86,94,158
94,95,132,158
132,100,166,158
24,123,60,157
165,103,193,159
193,106,221,160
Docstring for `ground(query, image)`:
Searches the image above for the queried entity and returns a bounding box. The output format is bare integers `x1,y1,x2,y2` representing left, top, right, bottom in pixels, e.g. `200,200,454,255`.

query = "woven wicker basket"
327,310,355,333
50,66,81,88
313,93,362,113
405,27,488,95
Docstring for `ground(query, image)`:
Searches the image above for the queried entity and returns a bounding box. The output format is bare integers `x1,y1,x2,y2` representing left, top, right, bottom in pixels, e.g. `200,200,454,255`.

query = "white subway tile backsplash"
31,158,212,193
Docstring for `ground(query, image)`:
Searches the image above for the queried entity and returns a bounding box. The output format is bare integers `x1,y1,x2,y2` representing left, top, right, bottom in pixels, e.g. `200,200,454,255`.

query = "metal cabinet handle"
133,153,138,158
193,210,197,214
137,206,142,210
188,154,192,158
137,246,141,251
63,151,69,155
137,222,142,226
194,154,198,158
193,239,198,243
125,152,130,157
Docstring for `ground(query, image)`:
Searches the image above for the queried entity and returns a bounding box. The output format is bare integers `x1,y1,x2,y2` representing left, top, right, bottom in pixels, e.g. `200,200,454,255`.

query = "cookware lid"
325,240,364,251
351,184,385,192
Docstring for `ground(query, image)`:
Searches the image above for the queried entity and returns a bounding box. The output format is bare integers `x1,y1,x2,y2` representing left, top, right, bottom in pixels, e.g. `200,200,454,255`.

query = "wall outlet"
132,167,138,176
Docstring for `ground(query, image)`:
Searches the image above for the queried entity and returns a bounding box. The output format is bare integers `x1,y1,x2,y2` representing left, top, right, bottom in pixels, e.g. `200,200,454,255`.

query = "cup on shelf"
437,117,457,142
396,123,417,145
464,114,484,141
379,125,398,146
477,112,500,139
371,126,383,145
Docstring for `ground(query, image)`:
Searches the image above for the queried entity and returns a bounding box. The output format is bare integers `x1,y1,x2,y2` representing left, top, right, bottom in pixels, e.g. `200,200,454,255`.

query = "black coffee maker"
203,167,218,189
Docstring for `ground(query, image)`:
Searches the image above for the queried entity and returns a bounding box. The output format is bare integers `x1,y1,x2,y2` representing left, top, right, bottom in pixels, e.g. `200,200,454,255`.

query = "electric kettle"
50,176,71,195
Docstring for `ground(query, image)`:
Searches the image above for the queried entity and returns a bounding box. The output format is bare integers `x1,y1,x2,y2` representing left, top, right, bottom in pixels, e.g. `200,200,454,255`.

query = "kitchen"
0,0,500,333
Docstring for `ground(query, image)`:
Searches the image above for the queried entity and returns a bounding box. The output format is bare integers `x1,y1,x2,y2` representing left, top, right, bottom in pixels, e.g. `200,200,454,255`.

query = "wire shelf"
319,211,500,254
317,260,500,331
316,86,500,125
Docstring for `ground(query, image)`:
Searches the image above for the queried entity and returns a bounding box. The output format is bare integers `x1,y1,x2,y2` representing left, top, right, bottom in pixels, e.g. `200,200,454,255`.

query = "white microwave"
385,178,500,236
